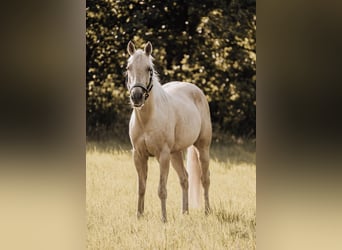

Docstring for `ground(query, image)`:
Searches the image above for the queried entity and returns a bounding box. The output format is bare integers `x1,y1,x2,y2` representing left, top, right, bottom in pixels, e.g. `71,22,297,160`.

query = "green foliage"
87,0,256,140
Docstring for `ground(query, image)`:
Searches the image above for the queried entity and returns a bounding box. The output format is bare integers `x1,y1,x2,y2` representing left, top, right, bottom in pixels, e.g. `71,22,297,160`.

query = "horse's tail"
186,146,202,208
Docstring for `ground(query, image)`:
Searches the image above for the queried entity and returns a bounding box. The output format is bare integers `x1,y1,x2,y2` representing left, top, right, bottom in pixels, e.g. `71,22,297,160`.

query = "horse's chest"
133,131,169,157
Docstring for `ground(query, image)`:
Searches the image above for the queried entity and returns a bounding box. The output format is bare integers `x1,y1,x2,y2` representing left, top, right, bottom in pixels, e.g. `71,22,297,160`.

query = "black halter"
129,69,154,99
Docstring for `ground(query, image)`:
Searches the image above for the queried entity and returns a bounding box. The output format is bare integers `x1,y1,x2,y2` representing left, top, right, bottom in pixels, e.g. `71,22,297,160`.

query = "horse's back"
163,81,208,107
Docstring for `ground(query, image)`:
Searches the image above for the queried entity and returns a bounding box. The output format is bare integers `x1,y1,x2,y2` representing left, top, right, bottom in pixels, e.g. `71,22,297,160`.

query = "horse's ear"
127,41,136,55
144,41,153,56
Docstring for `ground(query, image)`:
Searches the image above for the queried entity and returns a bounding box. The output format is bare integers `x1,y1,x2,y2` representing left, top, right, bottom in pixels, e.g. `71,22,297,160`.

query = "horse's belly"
172,112,201,152
174,130,200,151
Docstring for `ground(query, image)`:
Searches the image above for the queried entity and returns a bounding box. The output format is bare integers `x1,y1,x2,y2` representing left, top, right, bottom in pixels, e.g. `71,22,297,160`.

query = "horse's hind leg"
195,143,211,214
171,151,189,214
133,150,148,218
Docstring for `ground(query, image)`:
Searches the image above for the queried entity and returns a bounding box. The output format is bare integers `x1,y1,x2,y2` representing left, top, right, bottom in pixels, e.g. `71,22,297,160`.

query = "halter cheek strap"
129,69,154,99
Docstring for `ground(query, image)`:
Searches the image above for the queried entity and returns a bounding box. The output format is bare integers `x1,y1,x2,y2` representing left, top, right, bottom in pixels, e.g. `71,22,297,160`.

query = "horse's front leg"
157,149,171,222
133,150,148,218
171,151,189,214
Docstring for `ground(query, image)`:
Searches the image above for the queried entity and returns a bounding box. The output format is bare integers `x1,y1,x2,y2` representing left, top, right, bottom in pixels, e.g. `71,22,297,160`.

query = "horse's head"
126,41,154,108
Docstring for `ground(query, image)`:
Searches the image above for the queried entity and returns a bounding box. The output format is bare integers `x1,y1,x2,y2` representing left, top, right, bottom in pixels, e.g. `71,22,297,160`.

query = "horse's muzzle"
130,88,145,107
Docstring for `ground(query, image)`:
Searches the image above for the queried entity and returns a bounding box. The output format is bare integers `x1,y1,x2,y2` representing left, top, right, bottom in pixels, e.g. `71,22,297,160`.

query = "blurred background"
1,0,341,249
86,0,256,143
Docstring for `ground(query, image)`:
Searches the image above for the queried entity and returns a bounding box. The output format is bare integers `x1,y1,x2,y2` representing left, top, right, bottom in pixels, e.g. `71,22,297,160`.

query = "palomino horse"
126,41,212,222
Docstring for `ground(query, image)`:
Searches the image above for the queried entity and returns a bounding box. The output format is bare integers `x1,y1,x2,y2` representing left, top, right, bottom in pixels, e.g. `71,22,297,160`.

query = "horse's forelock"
128,50,154,69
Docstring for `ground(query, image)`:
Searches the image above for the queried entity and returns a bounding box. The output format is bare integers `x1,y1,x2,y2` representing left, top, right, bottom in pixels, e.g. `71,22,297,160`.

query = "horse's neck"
134,82,166,124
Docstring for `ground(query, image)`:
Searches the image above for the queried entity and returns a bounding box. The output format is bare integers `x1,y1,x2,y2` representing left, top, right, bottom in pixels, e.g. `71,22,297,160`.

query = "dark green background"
86,0,256,142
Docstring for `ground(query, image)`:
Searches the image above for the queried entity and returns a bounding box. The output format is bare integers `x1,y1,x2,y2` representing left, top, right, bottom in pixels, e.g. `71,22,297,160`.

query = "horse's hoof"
205,207,212,215
182,210,189,215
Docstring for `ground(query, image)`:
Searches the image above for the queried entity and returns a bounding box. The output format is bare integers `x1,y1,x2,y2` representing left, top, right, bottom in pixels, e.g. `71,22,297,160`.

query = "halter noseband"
129,69,154,99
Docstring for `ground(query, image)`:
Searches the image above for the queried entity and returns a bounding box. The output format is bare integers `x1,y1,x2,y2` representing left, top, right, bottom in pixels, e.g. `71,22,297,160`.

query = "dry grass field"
87,142,256,249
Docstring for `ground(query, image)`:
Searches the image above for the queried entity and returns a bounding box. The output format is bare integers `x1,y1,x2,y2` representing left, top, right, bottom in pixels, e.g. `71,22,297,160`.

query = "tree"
86,0,256,141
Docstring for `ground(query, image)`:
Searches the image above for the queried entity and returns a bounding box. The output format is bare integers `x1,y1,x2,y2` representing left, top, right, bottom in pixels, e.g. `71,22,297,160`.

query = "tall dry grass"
87,142,255,249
